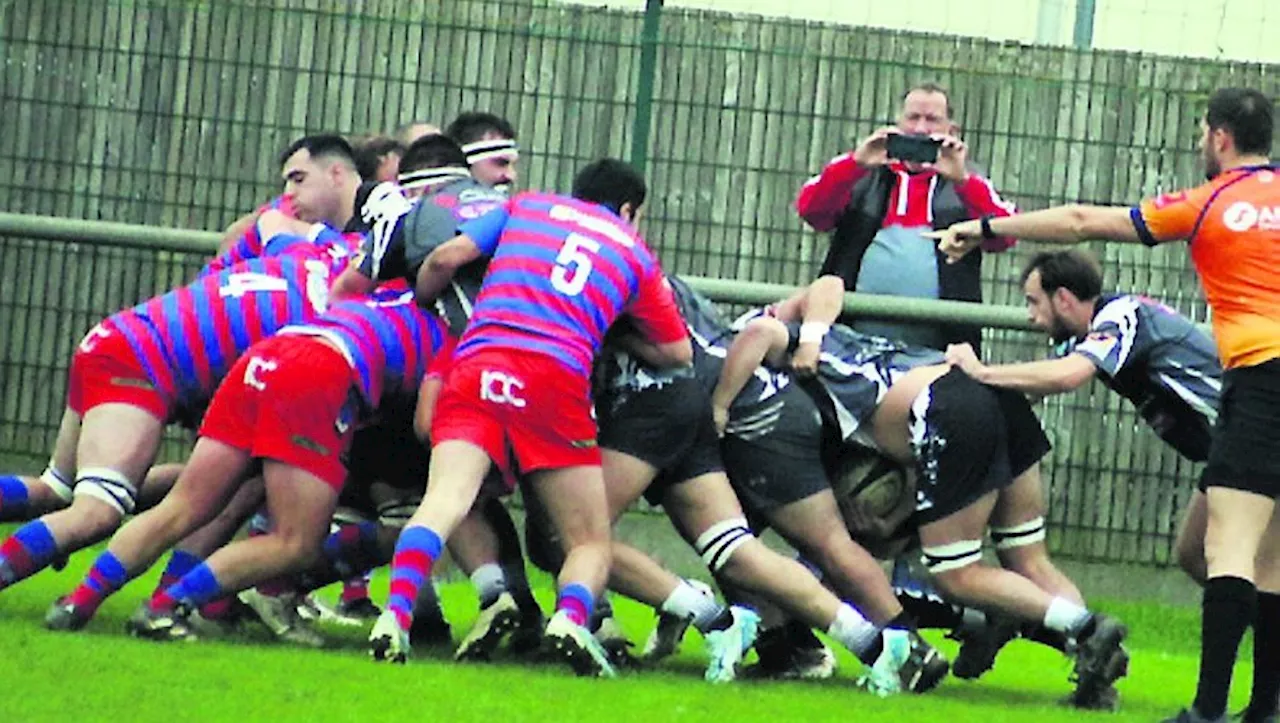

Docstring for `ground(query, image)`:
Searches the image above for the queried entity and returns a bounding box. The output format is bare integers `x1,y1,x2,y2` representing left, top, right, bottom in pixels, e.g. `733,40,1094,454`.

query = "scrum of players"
8,108,1229,711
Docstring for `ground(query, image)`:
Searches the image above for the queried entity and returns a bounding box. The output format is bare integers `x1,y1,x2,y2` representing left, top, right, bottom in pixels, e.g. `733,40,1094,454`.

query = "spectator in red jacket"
796,82,1016,352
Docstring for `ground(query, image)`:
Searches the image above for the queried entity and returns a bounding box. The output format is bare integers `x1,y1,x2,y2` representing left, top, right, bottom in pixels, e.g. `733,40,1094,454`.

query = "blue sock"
387,526,443,629
0,520,58,584
68,551,130,610
556,582,595,627
158,549,202,589
0,475,30,520
151,562,224,612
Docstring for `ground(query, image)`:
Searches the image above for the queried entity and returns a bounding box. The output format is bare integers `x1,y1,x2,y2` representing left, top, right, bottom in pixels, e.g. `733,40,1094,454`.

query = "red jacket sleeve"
954,174,1018,252
795,153,870,232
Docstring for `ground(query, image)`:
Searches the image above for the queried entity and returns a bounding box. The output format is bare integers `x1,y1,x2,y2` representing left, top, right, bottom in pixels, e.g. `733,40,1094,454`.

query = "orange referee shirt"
1131,165,1280,369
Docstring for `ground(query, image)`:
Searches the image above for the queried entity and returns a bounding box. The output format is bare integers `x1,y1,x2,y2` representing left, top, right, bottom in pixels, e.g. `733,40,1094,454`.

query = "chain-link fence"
2,0,1277,564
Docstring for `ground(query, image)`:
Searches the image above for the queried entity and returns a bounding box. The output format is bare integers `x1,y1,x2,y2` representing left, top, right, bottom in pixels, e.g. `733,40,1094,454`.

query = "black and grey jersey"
798,323,945,442
1060,293,1221,460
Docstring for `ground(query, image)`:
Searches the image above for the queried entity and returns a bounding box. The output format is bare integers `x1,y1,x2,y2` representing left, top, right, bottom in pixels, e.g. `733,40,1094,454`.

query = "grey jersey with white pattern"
799,322,945,442
1059,293,1221,459
595,276,794,439
356,177,505,335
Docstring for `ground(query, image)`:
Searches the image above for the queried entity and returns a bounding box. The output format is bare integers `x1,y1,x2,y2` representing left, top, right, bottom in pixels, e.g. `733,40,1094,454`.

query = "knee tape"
921,539,983,574
990,517,1046,550
695,517,753,573
72,467,138,515
39,465,75,503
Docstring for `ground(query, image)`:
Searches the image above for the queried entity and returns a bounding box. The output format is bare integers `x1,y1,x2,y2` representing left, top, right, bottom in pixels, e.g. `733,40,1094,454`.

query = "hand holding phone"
885,133,942,164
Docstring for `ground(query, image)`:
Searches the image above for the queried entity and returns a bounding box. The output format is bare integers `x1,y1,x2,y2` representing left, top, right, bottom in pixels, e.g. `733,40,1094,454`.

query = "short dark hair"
350,135,406,180
399,134,468,175
1205,87,1273,156
278,134,357,170
445,111,517,146
1021,249,1103,301
904,81,952,118
571,158,646,214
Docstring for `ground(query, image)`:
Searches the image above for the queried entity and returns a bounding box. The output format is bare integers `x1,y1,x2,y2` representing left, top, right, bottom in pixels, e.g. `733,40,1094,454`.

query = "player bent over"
0,222,342,596
715,299,1129,704
45,291,451,638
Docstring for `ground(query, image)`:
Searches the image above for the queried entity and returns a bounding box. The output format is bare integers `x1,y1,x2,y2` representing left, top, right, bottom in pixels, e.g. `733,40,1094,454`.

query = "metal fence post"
629,0,662,175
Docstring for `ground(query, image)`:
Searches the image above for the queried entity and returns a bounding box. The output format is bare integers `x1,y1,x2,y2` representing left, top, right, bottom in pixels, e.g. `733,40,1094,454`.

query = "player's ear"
620,202,643,225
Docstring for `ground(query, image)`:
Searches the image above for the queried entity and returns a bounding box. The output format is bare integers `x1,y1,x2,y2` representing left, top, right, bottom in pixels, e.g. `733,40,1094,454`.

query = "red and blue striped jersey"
203,206,361,277
455,192,687,377
280,289,454,409
108,255,338,411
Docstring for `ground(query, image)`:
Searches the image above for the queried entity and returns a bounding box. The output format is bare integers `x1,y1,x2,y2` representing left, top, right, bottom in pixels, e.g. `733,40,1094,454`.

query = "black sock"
1246,591,1280,721
703,607,734,633
1021,622,1070,652
1194,576,1257,720
894,588,963,630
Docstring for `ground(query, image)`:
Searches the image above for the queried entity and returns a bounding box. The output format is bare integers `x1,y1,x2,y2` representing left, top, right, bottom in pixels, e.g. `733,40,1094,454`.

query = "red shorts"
67,321,170,421
431,350,600,483
199,335,360,491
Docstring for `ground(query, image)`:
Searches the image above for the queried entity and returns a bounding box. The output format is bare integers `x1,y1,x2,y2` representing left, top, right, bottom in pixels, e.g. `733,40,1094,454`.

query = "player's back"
113,255,335,408
1082,294,1220,415
282,289,452,408
809,323,945,438
459,192,660,376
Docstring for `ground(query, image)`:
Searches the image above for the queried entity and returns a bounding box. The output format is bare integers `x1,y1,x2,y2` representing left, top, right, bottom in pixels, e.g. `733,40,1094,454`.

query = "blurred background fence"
2,0,1277,565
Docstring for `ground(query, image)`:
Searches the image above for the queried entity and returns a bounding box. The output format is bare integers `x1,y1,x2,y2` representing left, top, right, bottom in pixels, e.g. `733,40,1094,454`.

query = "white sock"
470,563,507,606
826,603,880,657
1042,596,1091,634
661,579,721,630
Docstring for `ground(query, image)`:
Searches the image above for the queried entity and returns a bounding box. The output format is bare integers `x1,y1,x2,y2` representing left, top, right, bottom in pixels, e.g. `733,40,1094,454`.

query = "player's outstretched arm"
929,204,1137,263
945,343,1096,396
710,317,791,433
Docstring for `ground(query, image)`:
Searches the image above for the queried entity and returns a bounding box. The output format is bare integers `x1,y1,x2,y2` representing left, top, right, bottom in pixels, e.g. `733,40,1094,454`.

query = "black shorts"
1203,359,1280,496
340,407,429,514
909,368,1051,526
722,383,831,514
596,377,724,506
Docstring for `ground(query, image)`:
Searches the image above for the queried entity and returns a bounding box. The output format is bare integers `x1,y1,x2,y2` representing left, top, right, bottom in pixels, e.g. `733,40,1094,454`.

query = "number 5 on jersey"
550,232,600,296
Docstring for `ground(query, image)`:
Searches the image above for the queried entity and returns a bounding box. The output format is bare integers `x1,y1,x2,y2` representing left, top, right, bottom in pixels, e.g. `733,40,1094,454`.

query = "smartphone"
886,133,942,164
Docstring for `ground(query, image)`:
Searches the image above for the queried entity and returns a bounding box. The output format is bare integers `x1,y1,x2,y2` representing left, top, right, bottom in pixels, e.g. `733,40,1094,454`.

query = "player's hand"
791,342,821,377
712,405,729,438
945,343,984,377
926,219,983,264
928,134,969,184
852,126,899,168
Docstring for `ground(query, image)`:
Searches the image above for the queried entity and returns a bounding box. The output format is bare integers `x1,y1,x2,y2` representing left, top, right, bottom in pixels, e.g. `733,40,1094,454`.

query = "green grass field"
0,534,1256,723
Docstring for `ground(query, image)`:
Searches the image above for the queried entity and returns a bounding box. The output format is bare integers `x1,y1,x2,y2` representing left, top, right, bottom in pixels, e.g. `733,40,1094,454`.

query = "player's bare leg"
530,464,618,677
0,408,80,522
371,439,492,663
767,490,902,625
0,403,162,591
44,438,251,632
128,459,339,644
